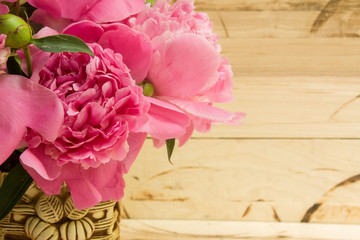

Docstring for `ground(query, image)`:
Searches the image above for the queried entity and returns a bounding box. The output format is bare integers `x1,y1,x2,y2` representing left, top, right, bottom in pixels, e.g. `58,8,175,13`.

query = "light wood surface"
120,220,360,240
122,0,360,230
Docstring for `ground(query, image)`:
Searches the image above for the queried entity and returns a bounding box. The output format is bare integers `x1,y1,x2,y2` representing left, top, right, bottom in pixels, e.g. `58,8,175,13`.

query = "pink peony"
20,43,150,209
125,0,245,146
27,0,146,31
63,20,191,142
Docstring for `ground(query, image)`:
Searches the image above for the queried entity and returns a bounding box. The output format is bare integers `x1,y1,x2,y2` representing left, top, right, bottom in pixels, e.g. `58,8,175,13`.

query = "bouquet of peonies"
0,0,245,218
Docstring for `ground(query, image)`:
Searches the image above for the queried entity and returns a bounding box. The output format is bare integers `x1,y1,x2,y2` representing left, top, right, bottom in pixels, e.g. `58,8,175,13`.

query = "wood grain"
220,38,360,76
122,139,360,223
120,220,360,240
193,76,360,138
218,11,360,38
194,0,328,11
194,0,360,11
121,0,360,228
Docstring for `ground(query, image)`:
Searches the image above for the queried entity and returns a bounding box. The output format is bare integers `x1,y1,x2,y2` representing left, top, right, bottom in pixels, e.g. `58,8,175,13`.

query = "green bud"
142,82,154,97
0,14,31,49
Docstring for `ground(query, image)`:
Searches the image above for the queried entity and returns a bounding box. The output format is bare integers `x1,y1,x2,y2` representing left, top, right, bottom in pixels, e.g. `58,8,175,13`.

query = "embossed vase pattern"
0,172,121,240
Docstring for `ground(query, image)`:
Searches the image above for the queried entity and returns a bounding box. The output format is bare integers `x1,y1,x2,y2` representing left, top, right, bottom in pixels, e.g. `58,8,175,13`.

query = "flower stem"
23,45,32,77
14,0,20,16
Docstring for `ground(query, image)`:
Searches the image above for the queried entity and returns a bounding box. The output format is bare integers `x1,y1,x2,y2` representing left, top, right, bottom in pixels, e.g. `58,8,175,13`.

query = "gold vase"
0,172,121,240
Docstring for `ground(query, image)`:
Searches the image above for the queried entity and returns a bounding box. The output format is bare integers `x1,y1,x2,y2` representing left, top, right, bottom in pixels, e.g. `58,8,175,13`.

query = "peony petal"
0,75,63,164
0,125,25,166
196,57,235,103
83,0,146,23
148,33,220,98
0,4,9,15
121,132,147,172
20,146,62,180
64,163,102,209
143,97,190,140
20,147,63,196
63,20,104,43
66,177,102,209
98,25,152,83
81,160,125,202
30,9,72,32
20,164,63,196
164,97,246,125
27,0,62,18
178,122,195,147
57,0,98,20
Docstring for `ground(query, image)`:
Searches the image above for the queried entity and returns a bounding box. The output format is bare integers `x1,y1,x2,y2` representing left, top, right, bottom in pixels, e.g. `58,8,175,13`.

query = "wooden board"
194,0,360,11
193,76,360,138
120,220,360,240
122,139,360,223
218,11,360,38
120,0,360,226
220,38,360,76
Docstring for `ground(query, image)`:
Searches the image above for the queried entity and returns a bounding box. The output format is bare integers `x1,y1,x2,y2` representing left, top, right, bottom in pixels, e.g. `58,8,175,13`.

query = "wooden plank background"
121,0,360,225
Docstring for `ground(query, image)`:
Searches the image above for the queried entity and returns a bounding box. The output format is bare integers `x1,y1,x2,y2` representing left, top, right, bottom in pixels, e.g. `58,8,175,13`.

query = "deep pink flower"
27,0,146,31
20,43,150,209
125,0,245,146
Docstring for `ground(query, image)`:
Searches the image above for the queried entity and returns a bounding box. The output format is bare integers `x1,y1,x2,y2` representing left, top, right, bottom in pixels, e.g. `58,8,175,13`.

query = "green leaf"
166,138,176,164
146,0,156,7
0,163,33,220
29,34,94,56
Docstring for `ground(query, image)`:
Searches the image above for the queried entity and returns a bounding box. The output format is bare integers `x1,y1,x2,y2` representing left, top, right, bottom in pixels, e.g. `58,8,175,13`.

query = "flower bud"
0,14,31,49
141,82,154,97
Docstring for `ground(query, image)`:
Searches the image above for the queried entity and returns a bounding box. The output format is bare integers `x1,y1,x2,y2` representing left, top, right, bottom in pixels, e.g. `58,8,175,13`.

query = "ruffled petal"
0,75,63,164
148,33,220,98
98,25,152,83
143,97,190,140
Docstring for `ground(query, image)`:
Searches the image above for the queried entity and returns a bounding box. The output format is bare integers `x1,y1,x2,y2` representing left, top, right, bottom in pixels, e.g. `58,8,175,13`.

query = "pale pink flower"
27,0,146,31
20,43,150,209
125,0,245,146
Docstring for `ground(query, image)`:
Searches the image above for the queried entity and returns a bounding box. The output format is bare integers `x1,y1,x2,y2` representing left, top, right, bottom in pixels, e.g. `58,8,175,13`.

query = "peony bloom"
20,43,150,209
63,20,192,143
125,0,245,146
27,0,146,31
